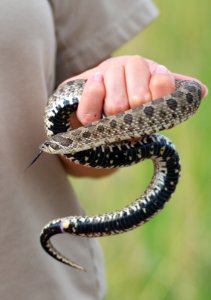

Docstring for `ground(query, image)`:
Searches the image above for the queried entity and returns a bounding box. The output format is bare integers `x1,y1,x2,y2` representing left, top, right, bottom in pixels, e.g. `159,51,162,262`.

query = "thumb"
173,73,208,98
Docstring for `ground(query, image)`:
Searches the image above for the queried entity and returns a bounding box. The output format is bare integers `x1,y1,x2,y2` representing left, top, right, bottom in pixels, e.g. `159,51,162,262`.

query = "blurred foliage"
71,0,211,299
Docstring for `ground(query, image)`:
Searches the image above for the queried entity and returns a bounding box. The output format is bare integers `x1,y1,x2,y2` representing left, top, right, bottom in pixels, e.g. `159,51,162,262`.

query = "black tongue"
25,150,43,171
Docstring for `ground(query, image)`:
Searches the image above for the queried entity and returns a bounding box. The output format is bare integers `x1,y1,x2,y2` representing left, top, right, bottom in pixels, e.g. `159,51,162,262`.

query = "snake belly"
40,79,202,271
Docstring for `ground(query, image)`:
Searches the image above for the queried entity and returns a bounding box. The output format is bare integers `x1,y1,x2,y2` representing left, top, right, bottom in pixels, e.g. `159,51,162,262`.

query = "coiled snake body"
39,79,202,271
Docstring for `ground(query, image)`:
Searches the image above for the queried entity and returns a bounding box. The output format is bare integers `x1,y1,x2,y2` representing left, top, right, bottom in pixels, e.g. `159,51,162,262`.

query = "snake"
39,79,202,271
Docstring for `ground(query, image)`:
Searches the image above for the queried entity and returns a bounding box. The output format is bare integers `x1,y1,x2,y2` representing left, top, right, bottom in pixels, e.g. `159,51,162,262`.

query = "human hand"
66,55,208,126
61,55,208,177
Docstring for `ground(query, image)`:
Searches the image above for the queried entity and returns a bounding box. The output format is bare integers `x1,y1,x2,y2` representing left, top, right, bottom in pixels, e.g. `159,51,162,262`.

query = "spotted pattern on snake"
39,79,202,271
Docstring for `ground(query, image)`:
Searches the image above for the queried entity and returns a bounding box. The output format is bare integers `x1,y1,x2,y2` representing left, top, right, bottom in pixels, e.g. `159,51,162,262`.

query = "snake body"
40,79,202,271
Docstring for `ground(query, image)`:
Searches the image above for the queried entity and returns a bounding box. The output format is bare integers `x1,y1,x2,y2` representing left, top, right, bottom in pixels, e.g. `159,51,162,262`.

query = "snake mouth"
39,140,62,154
39,141,50,152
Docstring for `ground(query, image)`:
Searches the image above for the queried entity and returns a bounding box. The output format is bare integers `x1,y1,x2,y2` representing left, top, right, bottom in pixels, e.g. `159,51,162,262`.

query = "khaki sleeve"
49,0,159,84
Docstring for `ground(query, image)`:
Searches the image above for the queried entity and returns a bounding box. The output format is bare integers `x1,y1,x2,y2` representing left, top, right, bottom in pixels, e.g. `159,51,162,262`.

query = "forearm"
59,155,117,178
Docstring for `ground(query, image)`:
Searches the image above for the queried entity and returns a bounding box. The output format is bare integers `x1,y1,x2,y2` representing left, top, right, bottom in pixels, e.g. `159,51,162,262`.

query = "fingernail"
204,85,209,97
92,72,103,82
155,65,170,74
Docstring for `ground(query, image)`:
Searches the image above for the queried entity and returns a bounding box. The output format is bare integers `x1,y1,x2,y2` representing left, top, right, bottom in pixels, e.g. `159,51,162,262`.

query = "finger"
150,65,175,100
103,63,129,115
173,73,208,98
77,72,105,125
125,56,152,107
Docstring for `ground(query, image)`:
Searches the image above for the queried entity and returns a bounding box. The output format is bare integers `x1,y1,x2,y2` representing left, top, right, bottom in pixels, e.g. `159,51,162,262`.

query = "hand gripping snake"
39,79,202,271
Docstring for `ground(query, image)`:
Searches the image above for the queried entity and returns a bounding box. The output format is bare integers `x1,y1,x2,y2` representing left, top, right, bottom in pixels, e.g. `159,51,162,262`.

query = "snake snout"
39,140,61,154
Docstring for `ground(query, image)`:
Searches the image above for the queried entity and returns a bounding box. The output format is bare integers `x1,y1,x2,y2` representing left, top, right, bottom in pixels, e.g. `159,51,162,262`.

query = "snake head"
39,139,62,154
39,133,75,154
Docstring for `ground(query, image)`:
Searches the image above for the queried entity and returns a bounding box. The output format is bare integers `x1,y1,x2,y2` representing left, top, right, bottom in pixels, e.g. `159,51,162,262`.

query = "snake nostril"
39,141,51,152
41,141,50,149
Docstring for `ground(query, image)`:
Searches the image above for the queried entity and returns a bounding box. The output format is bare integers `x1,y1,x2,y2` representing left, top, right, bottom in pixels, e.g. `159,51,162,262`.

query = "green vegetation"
71,0,211,299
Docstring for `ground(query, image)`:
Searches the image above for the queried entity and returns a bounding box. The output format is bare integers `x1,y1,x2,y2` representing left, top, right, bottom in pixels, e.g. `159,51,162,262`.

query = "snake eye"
43,141,50,147
50,142,60,151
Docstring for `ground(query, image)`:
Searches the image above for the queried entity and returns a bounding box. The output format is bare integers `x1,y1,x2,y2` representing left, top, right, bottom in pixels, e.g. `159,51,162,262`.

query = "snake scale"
39,79,202,271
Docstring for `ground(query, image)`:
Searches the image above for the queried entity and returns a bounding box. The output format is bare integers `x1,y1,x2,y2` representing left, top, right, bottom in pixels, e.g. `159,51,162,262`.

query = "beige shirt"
0,1,158,299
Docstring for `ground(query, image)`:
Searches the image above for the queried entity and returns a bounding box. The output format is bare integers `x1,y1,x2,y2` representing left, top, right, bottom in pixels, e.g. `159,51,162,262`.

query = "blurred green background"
71,0,211,299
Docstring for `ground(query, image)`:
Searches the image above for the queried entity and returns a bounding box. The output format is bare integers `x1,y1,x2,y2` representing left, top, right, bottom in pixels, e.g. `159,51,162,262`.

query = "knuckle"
127,55,142,62
105,100,129,116
126,55,146,67
84,80,104,97
150,74,175,99
84,84,99,96
129,92,152,106
151,74,174,89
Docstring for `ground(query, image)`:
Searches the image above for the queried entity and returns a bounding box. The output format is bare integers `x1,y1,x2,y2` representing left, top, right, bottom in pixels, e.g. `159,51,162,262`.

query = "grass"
71,0,211,299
